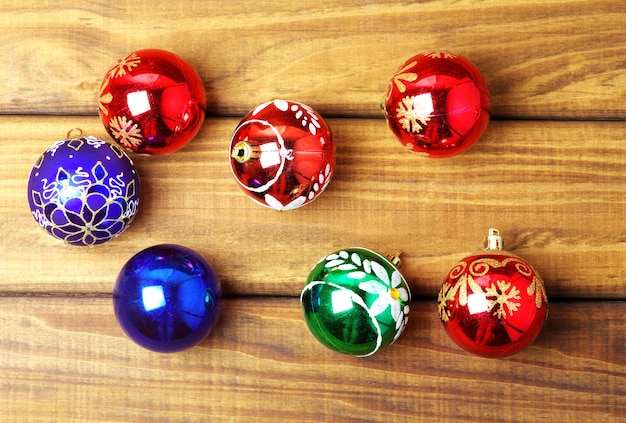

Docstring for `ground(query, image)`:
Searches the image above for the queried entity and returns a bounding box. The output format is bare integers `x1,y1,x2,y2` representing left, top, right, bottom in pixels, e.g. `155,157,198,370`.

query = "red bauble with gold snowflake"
437,229,548,358
98,49,206,155
383,51,490,157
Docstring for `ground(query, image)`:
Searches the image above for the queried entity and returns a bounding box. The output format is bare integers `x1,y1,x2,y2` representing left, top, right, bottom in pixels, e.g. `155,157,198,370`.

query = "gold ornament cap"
231,141,261,163
484,228,503,251
386,252,402,269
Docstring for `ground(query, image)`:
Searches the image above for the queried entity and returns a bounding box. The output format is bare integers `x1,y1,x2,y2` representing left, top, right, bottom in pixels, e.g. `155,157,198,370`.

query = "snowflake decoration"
98,79,113,116
485,280,521,319
424,51,458,59
109,116,143,148
396,96,431,134
437,281,458,322
437,273,484,322
391,61,418,94
107,52,141,79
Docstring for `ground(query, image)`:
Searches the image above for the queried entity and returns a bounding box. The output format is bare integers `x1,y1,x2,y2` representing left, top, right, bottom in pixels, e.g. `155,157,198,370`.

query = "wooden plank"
0,297,624,422
2,116,625,298
2,2,624,422
0,1,624,118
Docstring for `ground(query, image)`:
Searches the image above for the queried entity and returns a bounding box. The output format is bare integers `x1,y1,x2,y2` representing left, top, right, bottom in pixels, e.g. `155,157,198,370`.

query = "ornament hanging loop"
66,128,83,140
484,228,503,251
386,251,402,268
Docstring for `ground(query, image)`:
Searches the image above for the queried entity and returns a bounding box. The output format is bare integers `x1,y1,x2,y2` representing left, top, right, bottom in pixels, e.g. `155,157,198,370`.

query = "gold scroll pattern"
438,256,548,322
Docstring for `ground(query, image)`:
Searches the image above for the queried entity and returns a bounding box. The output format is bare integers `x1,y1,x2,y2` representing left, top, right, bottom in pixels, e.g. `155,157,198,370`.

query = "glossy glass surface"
384,51,490,157
438,251,548,357
230,100,335,210
113,244,222,352
301,248,411,356
99,49,206,155
27,136,140,246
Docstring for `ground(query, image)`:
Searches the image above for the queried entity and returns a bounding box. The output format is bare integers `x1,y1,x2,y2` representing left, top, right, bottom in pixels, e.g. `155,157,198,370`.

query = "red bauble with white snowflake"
229,100,335,210
437,229,548,358
98,49,206,155
383,51,490,157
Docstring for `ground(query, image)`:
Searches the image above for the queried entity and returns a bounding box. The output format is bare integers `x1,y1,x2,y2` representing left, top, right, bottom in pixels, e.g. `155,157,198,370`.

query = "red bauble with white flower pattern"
98,49,206,155
384,51,490,157
438,229,548,357
229,100,336,210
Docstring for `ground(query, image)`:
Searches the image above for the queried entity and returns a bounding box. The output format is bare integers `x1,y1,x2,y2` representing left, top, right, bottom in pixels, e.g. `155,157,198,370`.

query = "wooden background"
1,1,625,421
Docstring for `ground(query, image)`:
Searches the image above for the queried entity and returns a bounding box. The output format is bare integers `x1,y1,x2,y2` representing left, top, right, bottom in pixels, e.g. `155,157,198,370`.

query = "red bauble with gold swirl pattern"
438,229,548,357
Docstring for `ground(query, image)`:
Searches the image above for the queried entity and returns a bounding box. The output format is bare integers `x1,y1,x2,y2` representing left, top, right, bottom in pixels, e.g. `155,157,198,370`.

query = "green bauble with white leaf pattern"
300,247,411,356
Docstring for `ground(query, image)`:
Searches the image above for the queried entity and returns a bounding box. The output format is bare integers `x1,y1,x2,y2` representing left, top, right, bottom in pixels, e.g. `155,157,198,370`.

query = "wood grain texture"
0,297,625,423
2,116,625,299
0,1,625,118
2,1,626,421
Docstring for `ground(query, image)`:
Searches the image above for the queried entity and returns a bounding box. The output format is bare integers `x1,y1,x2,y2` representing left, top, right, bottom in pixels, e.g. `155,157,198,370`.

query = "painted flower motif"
307,163,333,201
251,100,322,136
290,102,321,136
308,250,411,355
393,304,410,341
264,193,306,211
48,183,138,246
358,261,410,329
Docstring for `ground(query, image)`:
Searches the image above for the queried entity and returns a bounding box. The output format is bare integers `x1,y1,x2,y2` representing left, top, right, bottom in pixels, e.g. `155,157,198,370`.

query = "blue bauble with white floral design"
27,136,140,246
301,247,411,356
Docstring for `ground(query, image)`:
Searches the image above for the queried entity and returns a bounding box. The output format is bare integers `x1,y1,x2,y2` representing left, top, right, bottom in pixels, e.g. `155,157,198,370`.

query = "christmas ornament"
383,51,490,157
229,99,335,210
27,131,140,246
437,229,548,357
301,248,411,356
98,49,206,155
113,244,222,353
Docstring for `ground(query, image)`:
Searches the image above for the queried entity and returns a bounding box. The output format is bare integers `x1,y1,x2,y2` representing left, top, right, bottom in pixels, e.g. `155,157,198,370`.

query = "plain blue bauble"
113,244,222,352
